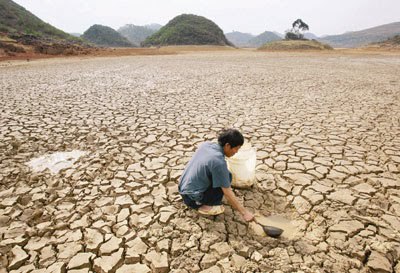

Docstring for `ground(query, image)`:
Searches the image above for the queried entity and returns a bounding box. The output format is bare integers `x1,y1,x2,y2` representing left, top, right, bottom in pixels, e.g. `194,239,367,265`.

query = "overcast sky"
14,0,400,36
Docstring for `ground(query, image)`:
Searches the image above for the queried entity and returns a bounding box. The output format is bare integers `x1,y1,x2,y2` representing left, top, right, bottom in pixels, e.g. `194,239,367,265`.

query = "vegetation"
258,40,332,51
118,24,157,45
82,25,134,47
0,0,78,41
319,22,400,48
142,14,232,47
285,19,309,40
0,0,90,57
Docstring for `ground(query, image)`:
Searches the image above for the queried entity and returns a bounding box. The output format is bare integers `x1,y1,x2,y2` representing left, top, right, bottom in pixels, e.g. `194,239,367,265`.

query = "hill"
0,0,91,58
380,34,400,45
367,35,400,49
319,21,400,48
304,32,319,40
118,24,157,45
225,31,254,47
0,0,76,40
142,14,232,47
258,40,333,51
247,31,281,47
145,24,163,31
82,25,135,47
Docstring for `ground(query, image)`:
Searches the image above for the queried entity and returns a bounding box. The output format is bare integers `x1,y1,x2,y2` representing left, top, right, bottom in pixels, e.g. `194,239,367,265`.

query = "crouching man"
178,129,254,222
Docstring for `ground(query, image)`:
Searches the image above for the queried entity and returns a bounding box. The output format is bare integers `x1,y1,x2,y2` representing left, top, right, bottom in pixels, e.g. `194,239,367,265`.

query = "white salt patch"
27,150,87,174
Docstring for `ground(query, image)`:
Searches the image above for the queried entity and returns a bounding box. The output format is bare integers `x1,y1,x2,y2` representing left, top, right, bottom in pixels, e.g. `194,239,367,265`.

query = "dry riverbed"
0,51,400,273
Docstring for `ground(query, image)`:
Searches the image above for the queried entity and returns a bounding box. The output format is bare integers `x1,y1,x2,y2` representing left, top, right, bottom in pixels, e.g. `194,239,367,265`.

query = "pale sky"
13,0,400,36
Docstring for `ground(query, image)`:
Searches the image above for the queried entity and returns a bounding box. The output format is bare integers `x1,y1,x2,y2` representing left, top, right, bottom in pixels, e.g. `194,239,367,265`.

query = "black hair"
218,129,244,148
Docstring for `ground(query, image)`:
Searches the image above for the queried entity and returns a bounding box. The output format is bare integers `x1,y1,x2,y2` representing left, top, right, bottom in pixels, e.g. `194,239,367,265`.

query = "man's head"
218,129,244,157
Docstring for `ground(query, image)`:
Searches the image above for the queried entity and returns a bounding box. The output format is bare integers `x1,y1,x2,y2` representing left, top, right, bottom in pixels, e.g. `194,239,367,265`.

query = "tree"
285,19,309,40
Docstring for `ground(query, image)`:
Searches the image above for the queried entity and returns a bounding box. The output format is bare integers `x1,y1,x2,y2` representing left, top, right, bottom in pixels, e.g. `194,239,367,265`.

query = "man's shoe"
198,205,225,216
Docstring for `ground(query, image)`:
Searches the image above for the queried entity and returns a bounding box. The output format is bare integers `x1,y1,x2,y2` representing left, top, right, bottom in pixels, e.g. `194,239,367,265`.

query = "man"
178,129,254,222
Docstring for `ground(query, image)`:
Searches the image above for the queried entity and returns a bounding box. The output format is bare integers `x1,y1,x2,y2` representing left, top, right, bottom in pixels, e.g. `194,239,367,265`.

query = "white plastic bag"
227,143,256,188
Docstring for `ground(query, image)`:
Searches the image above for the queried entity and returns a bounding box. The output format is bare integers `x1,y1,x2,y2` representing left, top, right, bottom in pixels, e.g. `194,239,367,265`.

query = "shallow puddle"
254,214,297,239
27,150,87,174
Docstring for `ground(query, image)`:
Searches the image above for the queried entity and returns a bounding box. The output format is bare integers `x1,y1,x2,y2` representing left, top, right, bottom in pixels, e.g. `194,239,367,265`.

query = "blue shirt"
179,142,232,196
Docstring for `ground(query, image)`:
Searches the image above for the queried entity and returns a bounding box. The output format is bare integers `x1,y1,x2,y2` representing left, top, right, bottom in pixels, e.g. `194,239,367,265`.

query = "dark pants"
181,187,224,209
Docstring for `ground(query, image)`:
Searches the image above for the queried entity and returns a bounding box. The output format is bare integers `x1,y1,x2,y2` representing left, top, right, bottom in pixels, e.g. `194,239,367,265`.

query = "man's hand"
221,187,254,222
242,210,254,222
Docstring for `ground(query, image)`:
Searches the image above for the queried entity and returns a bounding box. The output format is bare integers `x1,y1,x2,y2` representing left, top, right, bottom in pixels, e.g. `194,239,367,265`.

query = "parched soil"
0,51,400,273
0,44,237,62
0,46,171,62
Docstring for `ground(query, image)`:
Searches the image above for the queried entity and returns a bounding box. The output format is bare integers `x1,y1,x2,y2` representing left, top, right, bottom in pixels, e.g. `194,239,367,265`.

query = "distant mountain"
0,0,76,40
118,24,157,45
145,24,162,31
70,33,81,37
247,31,282,47
83,24,135,47
273,31,284,38
225,31,282,48
304,32,319,40
225,31,254,47
142,14,232,47
318,21,400,48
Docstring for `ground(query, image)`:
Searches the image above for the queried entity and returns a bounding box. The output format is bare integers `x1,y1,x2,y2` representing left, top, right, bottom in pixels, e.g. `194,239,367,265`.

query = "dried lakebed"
0,51,400,273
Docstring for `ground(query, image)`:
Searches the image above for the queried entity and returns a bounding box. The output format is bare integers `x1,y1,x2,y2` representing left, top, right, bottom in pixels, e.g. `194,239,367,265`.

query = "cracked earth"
0,51,400,273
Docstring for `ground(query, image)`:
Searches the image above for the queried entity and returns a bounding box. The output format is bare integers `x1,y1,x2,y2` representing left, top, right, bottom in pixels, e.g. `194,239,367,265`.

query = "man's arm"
221,187,254,222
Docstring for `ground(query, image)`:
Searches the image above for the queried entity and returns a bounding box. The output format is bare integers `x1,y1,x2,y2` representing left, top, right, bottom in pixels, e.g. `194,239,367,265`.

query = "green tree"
285,19,309,40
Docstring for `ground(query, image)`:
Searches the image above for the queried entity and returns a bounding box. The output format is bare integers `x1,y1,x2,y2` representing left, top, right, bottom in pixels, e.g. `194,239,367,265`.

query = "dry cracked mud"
0,51,400,273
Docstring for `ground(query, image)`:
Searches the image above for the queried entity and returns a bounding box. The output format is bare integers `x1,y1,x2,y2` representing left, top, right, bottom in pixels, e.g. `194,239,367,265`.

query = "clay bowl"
262,225,284,238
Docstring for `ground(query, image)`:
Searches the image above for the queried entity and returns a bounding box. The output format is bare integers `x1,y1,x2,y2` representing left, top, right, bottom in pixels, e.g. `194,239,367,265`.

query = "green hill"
82,24,135,47
247,31,281,47
259,40,333,51
0,0,75,40
142,14,232,47
118,24,157,45
319,21,400,48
